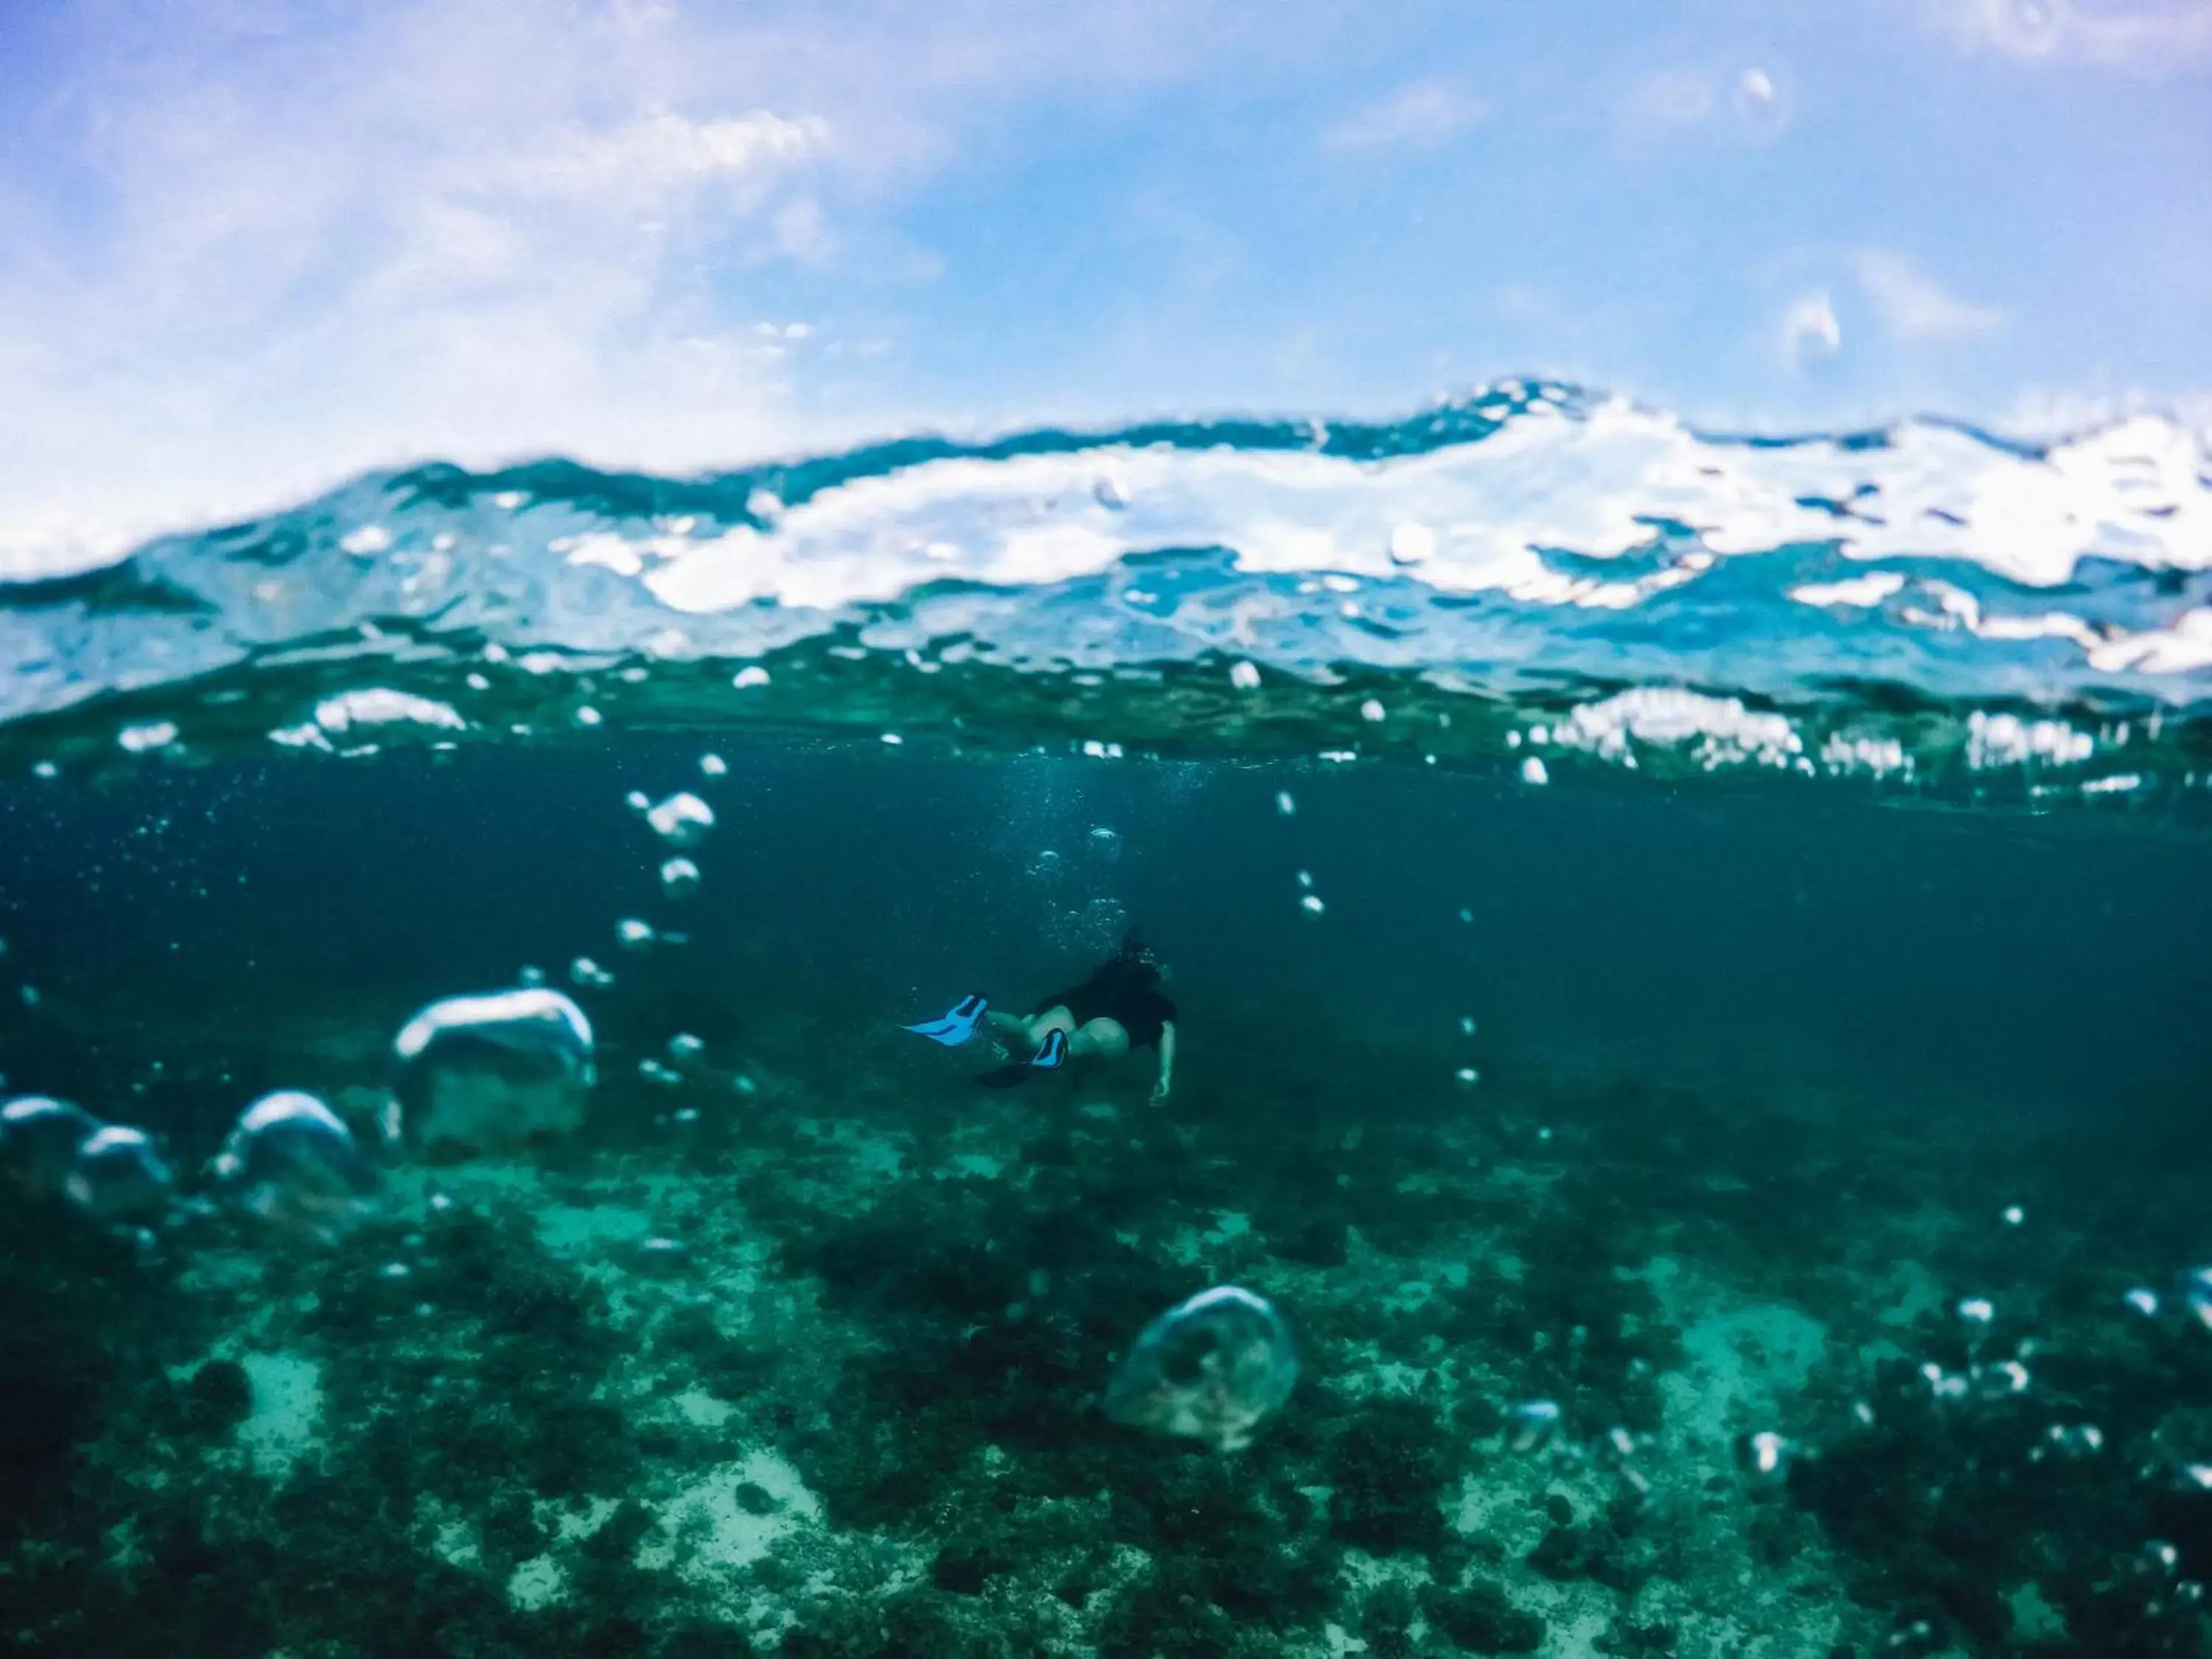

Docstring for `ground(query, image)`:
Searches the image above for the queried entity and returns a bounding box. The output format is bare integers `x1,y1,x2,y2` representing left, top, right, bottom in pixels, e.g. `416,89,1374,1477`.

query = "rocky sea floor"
8,990,2212,1659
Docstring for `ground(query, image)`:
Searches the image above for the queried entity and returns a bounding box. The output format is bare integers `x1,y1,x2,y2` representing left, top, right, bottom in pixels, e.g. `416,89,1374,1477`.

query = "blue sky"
0,0,2207,569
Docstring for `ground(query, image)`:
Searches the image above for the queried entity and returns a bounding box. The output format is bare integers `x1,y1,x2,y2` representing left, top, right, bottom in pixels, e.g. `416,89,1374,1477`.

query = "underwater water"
4,390,2212,1659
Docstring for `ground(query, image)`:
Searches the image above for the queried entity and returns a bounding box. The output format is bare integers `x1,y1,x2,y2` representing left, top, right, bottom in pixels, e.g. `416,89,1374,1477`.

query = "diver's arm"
1152,1022,1177,1103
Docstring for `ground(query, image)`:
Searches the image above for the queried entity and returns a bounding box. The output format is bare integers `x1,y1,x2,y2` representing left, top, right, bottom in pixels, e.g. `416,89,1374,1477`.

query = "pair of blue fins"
902,995,1068,1090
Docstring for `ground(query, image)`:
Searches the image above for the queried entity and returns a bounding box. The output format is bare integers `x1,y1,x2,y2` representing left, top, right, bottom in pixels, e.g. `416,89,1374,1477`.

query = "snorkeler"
905,933,1178,1102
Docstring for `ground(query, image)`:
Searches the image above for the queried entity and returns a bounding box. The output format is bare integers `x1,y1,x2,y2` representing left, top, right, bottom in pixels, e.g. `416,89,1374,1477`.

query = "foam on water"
2,384,2206,799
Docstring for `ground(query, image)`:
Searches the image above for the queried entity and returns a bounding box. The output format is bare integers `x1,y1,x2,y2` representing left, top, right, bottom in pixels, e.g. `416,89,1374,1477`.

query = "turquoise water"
4,392,2211,1658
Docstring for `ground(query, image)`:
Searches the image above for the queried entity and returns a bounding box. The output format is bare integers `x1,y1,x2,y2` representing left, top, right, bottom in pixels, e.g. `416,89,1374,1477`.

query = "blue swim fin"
903,994,988,1047
975,1027,1068,1088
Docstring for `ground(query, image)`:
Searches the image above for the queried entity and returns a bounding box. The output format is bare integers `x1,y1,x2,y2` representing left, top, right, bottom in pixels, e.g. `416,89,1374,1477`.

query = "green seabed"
5,739,2212,1659
10,999,2205,1658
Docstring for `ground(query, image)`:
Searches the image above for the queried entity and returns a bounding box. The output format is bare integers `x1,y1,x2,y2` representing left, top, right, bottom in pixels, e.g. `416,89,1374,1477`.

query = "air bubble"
639,1058,682,1087
616,918,656,951
1978,1360,2030,1397
1957,1296,1994,1325
1360,699,1386,723
1507,1399,1562,1453
211,1091,380,1244
2186,1267,2212,1329
659,858,701,898
2002,1205,2025,1225
64,1125,173,1222
2126,1287,2160,1316
2046,1422,2104,1458
669,1034,706,1061
1230,661,1262,690
393,988,596,1158
1300,895,1325,916
2,1095,102,1198
119,721,180,754
571,957,614,988
1101,1285,1298,1453
1276,791,1295,816
733,666,771,689
699,753,728,778
1455,1067,1479,1088
1388,522,1436,566
646,793,714,848
1521,757,1550,786
1088,827,1122,863
1459,1015,1477,1036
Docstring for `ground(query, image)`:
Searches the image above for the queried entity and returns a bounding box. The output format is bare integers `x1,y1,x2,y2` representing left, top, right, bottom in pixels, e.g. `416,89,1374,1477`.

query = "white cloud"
513,111,831,201
1929,0,2212,69
0,0,1276,575
1618,64,1792,142
1781,291,1843,369
1322,80,1486,151
1621,69,1719,130
1853,250,2006,341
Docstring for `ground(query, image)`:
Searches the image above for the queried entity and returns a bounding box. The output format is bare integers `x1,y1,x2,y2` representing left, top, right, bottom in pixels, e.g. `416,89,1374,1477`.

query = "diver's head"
1116,931,1164,981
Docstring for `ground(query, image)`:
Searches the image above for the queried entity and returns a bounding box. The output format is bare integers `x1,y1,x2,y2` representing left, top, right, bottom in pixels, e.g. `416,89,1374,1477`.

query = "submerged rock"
211,1091,382,1242
1424,1579,1545,1654
1102,1284,1298,1453
392,988,596,1158
178,1359,254,1436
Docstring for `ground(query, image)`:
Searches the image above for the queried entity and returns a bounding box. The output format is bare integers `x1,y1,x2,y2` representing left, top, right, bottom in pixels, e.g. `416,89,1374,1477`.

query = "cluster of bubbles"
4,977,602,1250
1477,1385,1684,1501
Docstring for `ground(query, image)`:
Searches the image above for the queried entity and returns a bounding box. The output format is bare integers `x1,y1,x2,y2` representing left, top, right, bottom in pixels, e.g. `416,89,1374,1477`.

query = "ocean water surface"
4,390,2212,1658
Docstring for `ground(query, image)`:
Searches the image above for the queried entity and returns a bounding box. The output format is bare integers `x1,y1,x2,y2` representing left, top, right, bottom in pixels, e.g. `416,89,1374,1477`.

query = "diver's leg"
1068,1018,1130,1062
986,1005,1074,1056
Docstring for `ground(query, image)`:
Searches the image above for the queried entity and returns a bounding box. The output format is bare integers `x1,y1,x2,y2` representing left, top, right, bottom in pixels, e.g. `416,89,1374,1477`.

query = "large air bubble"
1102,1284,1298,1452
1,1094,102,1198
63,1124,173,1222
392,988,596,1158
211,1091,382,1242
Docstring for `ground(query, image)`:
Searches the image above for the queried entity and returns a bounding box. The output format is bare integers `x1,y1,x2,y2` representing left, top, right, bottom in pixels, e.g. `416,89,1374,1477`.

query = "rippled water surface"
4,394,2212,1658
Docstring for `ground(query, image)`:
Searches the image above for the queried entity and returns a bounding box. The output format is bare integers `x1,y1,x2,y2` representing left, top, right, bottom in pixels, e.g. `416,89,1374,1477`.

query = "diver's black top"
1036,961,1177,1049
